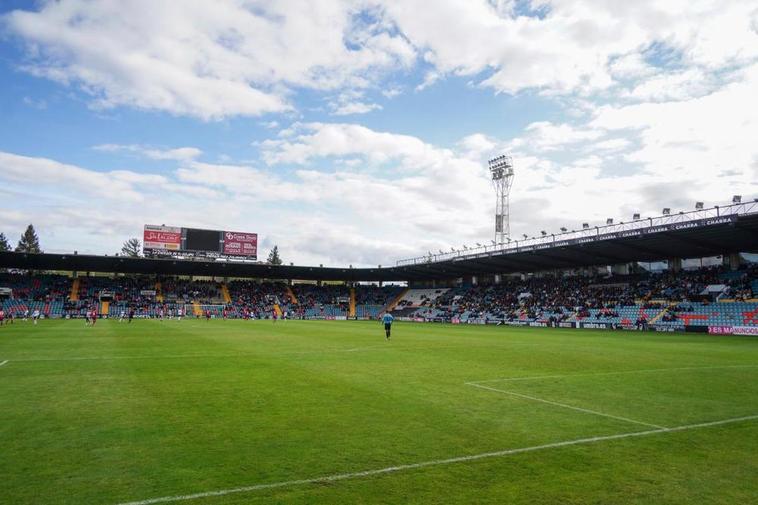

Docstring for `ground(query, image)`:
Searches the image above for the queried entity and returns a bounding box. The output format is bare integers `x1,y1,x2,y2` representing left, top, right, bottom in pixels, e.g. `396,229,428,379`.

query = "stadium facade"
2,202,756,283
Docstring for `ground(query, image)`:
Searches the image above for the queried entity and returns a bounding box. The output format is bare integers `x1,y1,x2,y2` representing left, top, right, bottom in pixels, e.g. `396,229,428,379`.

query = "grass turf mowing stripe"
114,414,758,505
466,382,666,429
467,364,758,384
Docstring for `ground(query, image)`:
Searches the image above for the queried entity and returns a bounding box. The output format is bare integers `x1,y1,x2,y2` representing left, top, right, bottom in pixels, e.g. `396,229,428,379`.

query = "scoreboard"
143,225,257,260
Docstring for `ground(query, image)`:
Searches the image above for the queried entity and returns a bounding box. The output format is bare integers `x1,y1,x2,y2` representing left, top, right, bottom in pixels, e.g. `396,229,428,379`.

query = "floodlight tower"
488,154,515,245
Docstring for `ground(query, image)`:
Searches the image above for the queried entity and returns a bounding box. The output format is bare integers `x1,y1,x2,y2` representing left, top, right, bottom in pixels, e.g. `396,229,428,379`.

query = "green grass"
1,319,757,505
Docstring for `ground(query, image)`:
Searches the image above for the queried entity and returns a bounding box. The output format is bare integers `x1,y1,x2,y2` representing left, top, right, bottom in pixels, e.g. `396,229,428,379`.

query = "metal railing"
396,201,758,266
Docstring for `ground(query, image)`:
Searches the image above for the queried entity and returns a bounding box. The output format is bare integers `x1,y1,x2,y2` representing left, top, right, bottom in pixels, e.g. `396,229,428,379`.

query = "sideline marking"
466,364,758,385
114,414,758,505
466,382,665,429
0,360,8,367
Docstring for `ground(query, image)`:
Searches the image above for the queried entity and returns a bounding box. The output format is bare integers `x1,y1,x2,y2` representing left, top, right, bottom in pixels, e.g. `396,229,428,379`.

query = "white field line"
466,364,758,385
114,414,758,505
466,382,666,429
0,360,8,367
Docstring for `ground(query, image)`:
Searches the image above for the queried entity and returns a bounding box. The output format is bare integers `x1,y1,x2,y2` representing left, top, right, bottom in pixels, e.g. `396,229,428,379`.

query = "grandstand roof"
1,206,757,281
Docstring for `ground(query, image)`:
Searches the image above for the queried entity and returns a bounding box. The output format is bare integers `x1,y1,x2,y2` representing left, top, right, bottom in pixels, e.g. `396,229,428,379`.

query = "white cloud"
9,0,757,118
4,0,416,119
331,101,383,116
0,151,145,202
509,121,604,151
93,144,202,161
22,96,47,109
626,69,716,102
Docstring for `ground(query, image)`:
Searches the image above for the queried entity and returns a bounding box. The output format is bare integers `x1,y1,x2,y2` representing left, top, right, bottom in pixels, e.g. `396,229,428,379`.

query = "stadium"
2,2,758,505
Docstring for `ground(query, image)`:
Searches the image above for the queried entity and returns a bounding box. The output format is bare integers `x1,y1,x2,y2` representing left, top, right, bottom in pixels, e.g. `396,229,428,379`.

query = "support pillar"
611,263,630,275
724,253,742,270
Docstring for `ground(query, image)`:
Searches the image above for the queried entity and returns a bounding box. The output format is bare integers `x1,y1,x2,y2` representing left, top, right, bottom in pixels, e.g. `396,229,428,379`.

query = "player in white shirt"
32,309,40,325
119,310,126,322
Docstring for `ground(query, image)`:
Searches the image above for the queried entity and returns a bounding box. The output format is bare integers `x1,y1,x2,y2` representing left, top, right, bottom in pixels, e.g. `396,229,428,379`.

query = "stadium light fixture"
476,243,482,247
540,230,547,236
439,249,444,254
606,218,613,225
662,208,671,215
633,213,640,220
733,195,742,203
522,234,528,239
560,227,567,232
582,223,589,229
695,202,704,210
491,240,496,245
463,245,468,250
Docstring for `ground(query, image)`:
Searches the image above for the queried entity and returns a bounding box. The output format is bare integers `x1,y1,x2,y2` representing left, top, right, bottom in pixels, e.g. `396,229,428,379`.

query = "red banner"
222,231,258,258
143,225,181,251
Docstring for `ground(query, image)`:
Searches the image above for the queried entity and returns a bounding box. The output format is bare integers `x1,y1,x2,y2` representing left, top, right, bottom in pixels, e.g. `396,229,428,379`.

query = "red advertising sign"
222,231,258,258
143,225,181,251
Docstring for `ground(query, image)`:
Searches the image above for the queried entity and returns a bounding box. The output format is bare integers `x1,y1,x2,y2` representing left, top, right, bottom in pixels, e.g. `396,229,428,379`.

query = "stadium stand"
1,265,756,331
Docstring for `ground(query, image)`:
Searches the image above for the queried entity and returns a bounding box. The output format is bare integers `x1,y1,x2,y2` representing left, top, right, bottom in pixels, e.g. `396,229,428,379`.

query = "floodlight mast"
488,154,515,245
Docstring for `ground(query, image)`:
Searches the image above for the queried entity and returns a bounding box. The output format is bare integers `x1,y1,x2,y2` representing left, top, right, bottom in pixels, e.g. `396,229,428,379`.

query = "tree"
0,233,10,252
15,224,42,253
267,245,282,265
121,238,142,257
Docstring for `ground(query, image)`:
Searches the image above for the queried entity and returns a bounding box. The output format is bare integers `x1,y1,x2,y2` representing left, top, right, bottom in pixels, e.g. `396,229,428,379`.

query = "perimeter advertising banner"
143,225,181,251
222,231,258,258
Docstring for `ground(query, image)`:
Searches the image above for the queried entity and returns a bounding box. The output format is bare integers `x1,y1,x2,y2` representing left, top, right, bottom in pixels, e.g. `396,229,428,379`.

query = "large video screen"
143,225,257,260
185,228,221,252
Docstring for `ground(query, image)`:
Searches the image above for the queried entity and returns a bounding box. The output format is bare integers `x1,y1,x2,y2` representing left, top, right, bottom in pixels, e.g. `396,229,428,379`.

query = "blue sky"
0,1,757,265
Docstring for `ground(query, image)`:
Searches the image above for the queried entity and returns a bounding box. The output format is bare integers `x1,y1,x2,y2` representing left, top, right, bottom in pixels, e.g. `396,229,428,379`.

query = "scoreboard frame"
143,225,257,260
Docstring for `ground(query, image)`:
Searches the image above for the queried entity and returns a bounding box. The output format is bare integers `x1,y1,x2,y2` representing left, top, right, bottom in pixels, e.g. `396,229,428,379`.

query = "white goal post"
183,304,227,317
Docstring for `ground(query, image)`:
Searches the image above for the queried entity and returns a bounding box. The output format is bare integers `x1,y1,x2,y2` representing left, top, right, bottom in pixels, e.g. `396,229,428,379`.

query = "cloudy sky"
0,0,757,266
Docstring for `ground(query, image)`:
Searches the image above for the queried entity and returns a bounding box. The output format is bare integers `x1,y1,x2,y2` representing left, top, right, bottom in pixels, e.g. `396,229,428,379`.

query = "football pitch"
1,320,758,504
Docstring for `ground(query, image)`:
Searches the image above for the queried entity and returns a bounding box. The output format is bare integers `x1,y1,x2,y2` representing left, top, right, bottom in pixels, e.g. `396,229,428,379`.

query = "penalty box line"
466,382,666,429
466,364,758,385
115,414,758,505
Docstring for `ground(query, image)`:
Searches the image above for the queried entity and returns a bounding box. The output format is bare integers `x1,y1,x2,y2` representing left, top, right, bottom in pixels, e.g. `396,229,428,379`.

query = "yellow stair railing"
221,283,232,303
285,285,298,304
70,278,80,301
